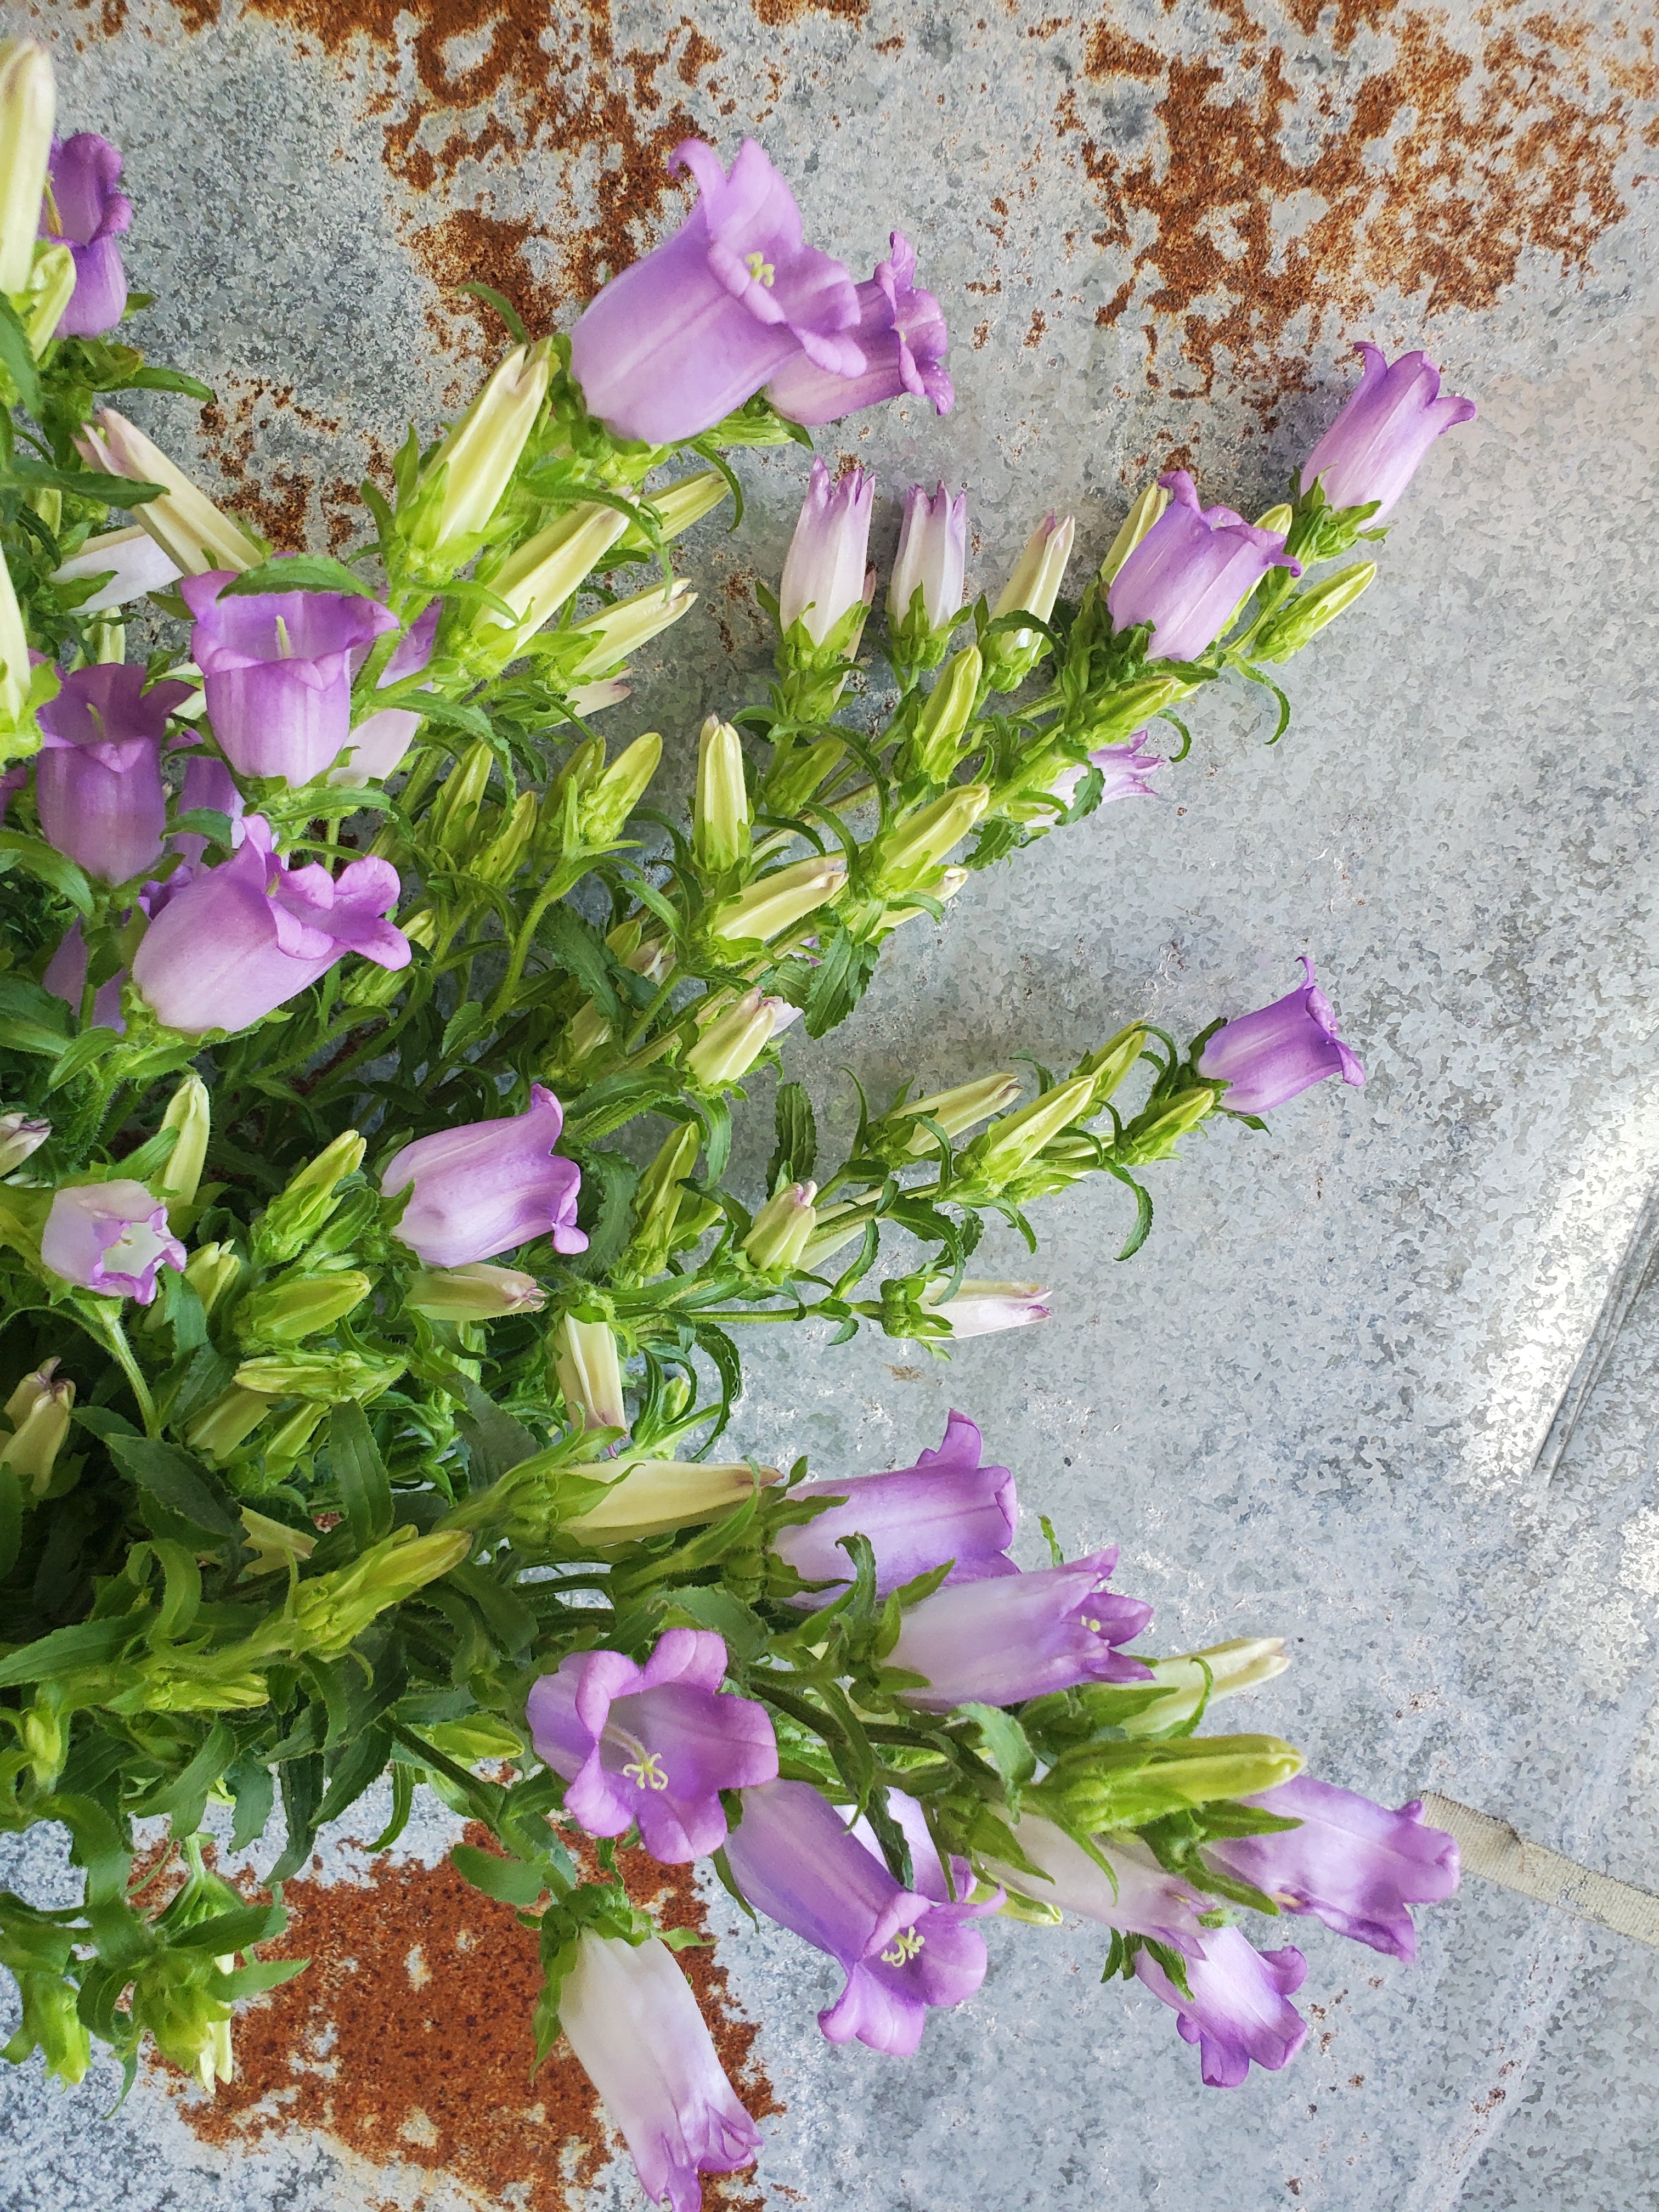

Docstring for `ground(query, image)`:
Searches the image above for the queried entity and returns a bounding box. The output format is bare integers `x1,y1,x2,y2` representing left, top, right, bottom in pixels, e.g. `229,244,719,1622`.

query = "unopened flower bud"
286,1525,472,1659
743,1181,817,1271
708,854,847,946
341,907,436,1008
879,865,968,934
693,715,751,873
232,1348,405,1404
428,737,496,856
0,1111,49,1174
23,242,74,356
410,341,554,557
0,41,54,297
888,483,967,671
551,1312,628,1432
921,1278,1049,1338
647,468,731,539
901,646,981,784
157,1073,211,1204
1038,1734,1304,1831
474,788,538,885
1,1359,74,1496
1254,501,1294,537
992,512,1074,656
798,1197,879,1272
1081,675,1189,749
580,732,662,847
1249,561,1377,665
0,541,35,742
1118,1086,1214,1165
76,408,264,576
566,675,631,716
235,1269,372,1346
1119,1637,1291,1739
405,1262,546,1321
1098,483,1171,586
567,579,696,683
256,1131,366,1263
1075,1024,1147,1102
871,784,989,898
869,1070,1022,1164
957,1071,1098,1190
259,1397,328,1472
238,1505,317,1576
470,503,628,671
184,1240,242,1318
685,988,799,1087
186,1384,273,1459
561,1458,780,1543
763,732,845,821
626,1121,703,1277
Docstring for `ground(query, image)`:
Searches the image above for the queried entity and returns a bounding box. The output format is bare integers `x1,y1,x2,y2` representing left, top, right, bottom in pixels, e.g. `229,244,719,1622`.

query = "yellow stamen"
880,1926,926,1967
743,250,776,288
273,613,294,659
622,1750,669,1792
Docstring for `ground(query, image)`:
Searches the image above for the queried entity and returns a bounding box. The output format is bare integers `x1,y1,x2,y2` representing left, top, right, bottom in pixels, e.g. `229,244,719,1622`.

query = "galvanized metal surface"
2,1,1657,2206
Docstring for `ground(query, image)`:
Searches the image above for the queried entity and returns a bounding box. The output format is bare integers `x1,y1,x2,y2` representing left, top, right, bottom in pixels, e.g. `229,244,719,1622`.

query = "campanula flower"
1043,729,1166,809
920,1279,1051,1338
52,524,180,614
34,663,192,883
773,1409,1018,1606
43,866,188,1031
983,1816,1214,1955
1133,1924,1308,2089
380,1082,586,1268
132,815,408,1035
779,460,875,647
888,1548,1153,1713
1203,1775,1460,1960
75,408,264,577
558,1933,761,2212
181,568,399,786
724,1779,988,2056
527,1628,777,1863
41,133,130,338
766,230,952,425
887,482,967,635
1195,955,1365,1115
1300,343,1477,519
334,601,440,784
171,750,245,865
41,1178,185,1304
570,138,863,444
1107,471,1300,662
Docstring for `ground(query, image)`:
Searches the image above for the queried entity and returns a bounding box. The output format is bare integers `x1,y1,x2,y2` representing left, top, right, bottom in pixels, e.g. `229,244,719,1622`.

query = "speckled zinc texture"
2,1,1657,2208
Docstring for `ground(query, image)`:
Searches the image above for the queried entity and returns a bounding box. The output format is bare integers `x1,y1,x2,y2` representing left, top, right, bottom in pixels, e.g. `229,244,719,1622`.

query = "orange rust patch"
1064,1,1659,407
158,1825,776,2212
751,0,867,24
196,379,348,551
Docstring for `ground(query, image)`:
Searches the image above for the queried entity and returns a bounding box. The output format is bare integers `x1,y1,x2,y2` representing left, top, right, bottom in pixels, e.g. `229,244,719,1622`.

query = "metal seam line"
1420,1793,1659,1950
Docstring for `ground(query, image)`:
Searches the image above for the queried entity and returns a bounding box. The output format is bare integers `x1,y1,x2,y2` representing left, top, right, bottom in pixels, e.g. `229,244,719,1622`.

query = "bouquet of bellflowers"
0,40,1477,2209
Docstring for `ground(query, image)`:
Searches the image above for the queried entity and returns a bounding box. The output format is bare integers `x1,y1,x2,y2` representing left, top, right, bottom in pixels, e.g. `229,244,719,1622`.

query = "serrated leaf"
957,1702,1037,1801
329,1401,393,1549
106,1435,244,1545
452,1842,548,1906
768,1080,817,1189
221,555,379,600
0,830,93,917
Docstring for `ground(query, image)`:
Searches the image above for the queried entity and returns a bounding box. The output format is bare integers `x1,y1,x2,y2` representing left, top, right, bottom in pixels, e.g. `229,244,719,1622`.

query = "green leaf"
768,1081,818,1188
659,1584,768,1661
0,1615,137,1688
452,1842,548,1907
44,1025,125,1092
221,555,379,600
803,932,881,1038
455,1378,538,1488
0,296,42,416
121,364,217,402
134,1720,235,1833
454,281,529,343
167,1902,287,1953
226,1752,276,1853
314,1722,394,1830
0,831,94,917
329,1402,393,1549
9,459,164,507
106,1435,245,1546
957,1702,1037,1801
535,902,623,1020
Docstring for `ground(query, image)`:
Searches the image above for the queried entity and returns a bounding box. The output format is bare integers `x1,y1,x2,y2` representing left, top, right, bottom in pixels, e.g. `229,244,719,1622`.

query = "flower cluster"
0,42,1476,2207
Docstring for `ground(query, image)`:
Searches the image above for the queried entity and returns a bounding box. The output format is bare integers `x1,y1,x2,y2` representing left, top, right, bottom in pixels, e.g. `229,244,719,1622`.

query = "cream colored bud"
742,1181,818,1271
1099,483,1171,586
685,988,799,1087
994,513,1075,629
472,503,628,668
551,1313,628,1432
186,1385,272,1459
0,1111,49,1175
157,1073,211,1204
76,409,264,576
872,1071,1023,1160
0,541,33,733
708,854,847,945
406,1262,546,1321
560,1458,781,1543
1,1359,74,1495
420,341,554,552
238,1506,317,1577
23,241,74,355
648,469,732,538
0,41,54,297
183,1241,242,1318
1119,1637,1291,1737
1254,503,1294,537
567,579,695,682
693,715,751,873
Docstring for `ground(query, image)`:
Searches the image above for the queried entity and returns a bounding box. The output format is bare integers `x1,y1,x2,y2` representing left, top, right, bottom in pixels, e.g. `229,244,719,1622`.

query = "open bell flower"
888,1547,1152,1713
1043,729,1166,810
1195,955,1365,1115
766,229,952,425
381,1082,586,1268
132,815,408,1036
558,1933,761,2212
724,1779,988,2057
1202,1774,1460,1960
35,664,193,883
171,750,246,865
569,137,863,444
527,1628,777,1863
41,132,131,338
1133,1923,1308,2090
1107,470,1300,662
779,460,875,647
41,1179,185,1304
774,1409,1017,1607
1300,343,1477,520
182,569,398,786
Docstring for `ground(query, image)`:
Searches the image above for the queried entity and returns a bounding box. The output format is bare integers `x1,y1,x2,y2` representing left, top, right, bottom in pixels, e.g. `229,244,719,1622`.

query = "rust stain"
1064,0,1659,404
196,379,347,552
751,0,868,24
156,1825,776,2212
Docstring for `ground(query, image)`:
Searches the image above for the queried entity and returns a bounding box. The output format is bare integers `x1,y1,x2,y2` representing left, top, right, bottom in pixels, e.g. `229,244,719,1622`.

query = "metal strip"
1421,1793,1659,1949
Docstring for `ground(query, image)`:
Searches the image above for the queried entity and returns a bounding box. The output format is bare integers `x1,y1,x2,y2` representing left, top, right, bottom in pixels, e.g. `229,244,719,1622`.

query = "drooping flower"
1195,955,1365,1116
1133,1923,1308,2089
181,569,399,786
40,132,131,338
1202,1774,1460,1960
981,1815,1214,1956
34,664,193,883
132,815,408,1035
921,1278,1051,1339
570,138,863,444
1107,471,1301,662
334,602,440,785
779,460,875,647
773,1409,1018,1606
888,1548,1153,1713
527,1628,777,1863
1043,729,1166,810
887,482,967,636
1300,343,1477,520
557,1932,761,2212
380,1082,586,1268
52,523,180,614
766,230,952,425
171,749,246,865
723,1779,988,2057
40,1178,186,1304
